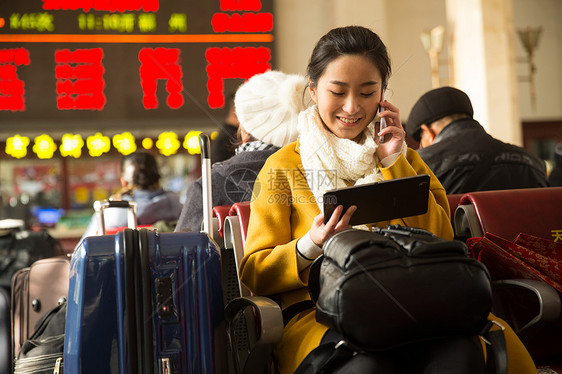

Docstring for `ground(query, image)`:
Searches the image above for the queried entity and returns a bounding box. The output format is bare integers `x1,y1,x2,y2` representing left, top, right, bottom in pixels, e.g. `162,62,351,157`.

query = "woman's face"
309,54,383,141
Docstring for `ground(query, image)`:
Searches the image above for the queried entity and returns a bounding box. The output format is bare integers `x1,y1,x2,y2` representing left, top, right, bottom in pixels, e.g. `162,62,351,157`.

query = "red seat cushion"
228,202,251,249
447,194,463,225
458,187,562,241
104,224,152,235
212,205,233,239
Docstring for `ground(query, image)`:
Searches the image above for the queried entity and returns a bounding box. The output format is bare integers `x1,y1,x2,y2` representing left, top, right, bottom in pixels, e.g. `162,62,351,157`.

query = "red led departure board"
0,0,275,133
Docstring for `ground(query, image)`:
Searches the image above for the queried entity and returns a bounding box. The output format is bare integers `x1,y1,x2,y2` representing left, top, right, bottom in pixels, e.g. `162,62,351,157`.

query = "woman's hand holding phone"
376,99,406,160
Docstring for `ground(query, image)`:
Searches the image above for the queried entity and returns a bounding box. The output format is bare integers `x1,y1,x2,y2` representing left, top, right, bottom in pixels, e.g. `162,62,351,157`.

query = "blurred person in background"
549,142,562,187
211,92,240,164
175,70,310,232
406,86,548,194
81,151,182,239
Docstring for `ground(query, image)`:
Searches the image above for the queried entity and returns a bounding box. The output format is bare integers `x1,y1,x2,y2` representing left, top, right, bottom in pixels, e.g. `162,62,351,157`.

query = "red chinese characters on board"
139,48,184,110
206,46,270,109
220,0,261,11
55,48,106,110
1,46,272,111
0,48,30,111
210,0,273,108
213,0,272,33
212,12,273,33
42,0,158,12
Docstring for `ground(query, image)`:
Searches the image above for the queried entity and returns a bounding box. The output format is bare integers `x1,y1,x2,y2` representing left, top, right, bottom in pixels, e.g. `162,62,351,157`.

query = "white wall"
273,0,330,76
446,0,522,144
384,0,446,120
513,0,562,120
273,0,388,75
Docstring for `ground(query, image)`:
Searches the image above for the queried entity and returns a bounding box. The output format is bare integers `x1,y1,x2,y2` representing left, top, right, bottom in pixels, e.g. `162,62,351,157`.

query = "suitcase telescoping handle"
94,200,138,235
199,133,213,235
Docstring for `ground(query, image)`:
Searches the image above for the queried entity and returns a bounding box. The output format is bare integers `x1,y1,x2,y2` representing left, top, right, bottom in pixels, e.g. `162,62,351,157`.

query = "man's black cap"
406,86,474,142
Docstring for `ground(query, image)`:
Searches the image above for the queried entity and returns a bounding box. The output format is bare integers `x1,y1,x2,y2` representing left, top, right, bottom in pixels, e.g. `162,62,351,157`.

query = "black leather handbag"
13,300,66,374
308,225,494,351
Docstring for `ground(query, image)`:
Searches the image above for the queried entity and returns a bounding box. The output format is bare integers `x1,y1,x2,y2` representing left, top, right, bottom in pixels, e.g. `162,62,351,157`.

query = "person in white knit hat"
175,70,310,232
235,70,305,148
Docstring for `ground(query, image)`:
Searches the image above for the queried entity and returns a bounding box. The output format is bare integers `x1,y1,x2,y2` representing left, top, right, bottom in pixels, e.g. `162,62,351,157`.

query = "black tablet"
323,174,430,225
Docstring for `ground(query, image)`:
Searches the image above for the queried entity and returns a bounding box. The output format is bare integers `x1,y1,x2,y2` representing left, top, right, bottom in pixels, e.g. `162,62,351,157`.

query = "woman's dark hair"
306,25,391,90
120,151,161,190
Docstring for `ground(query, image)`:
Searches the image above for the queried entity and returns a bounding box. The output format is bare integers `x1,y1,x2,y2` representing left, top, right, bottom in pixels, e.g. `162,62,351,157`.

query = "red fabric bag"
468,233,562,367
467,233,562,293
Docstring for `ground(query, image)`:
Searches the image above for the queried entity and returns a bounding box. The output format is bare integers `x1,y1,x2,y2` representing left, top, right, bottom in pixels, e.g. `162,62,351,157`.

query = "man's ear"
120,177,128,188
419,124,436,147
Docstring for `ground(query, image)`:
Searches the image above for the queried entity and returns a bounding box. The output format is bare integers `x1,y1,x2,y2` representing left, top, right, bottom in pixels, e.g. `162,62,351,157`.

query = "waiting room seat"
200,204,233,251
446,194,463,220
452,187,562,370
454,187,562,241
228,202,251,246
446,194,463,234
212,205,232,240
218,208,245,301
217,202,283,374
223,202,252,299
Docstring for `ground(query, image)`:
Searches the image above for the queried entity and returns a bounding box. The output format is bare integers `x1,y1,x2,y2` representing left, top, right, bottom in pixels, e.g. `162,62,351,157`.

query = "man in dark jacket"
406,86,548,194
549,142,562,187
175,70,309,232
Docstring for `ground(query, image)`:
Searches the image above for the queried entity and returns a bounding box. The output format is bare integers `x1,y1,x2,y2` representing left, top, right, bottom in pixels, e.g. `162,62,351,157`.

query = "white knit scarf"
297,105,385,216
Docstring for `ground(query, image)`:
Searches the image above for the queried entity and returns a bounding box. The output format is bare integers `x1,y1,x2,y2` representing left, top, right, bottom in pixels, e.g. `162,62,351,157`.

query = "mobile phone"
378,90,386,143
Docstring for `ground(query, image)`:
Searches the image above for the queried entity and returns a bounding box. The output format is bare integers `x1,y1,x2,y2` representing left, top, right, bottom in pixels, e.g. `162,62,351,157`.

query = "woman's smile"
309,54,382,141
338,116,361,125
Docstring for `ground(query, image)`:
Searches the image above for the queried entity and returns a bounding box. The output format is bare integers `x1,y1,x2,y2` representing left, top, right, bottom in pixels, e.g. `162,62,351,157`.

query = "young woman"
240,26,535,373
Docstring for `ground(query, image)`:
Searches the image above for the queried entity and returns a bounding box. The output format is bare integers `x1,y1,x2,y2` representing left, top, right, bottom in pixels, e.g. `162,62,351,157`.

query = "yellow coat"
240,141,535,374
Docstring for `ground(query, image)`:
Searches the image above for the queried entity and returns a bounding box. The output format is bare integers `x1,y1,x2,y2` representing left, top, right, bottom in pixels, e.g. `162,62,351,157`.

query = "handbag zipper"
13,353,63,374
53,357,63,374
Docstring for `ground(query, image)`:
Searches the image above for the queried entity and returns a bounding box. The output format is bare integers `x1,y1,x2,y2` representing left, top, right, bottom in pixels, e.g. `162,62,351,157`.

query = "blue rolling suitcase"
64,134,227,373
